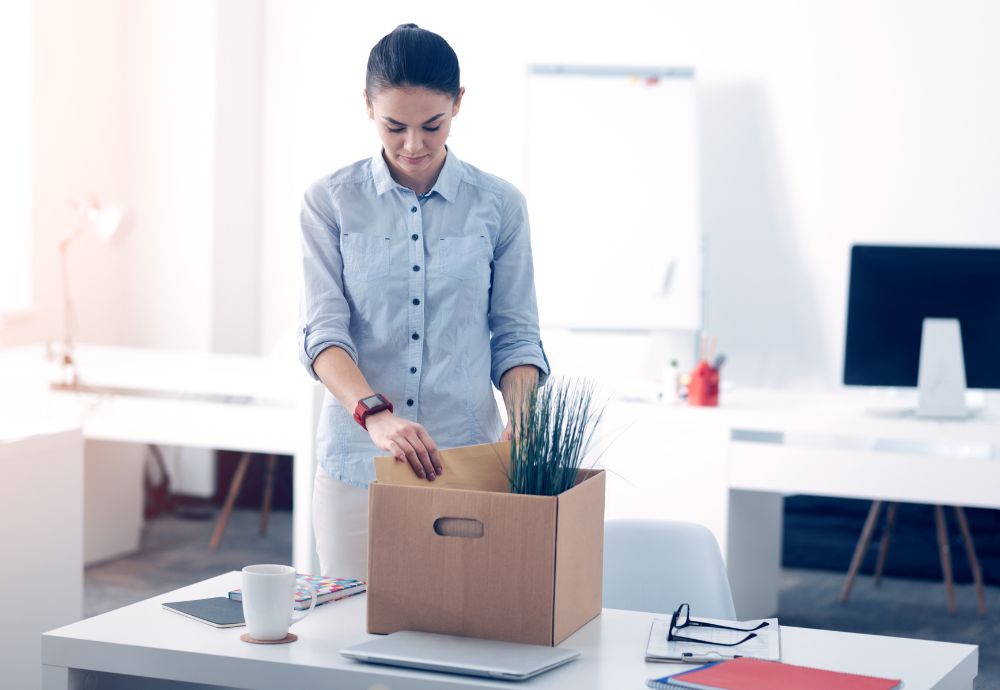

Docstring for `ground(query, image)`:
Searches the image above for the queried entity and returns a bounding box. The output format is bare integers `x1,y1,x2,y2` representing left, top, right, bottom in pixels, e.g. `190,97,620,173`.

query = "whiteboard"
525,65,701,332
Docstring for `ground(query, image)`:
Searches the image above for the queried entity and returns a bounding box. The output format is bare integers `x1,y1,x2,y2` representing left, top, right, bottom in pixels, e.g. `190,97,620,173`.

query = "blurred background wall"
6,0,1000,392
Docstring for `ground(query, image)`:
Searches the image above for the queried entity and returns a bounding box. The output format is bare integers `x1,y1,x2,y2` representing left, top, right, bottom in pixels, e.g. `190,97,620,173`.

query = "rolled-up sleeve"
298,180,357,380
488,188,551,389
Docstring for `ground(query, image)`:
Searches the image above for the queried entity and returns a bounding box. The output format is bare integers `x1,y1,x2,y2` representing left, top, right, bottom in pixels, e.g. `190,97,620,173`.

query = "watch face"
361,394,384,409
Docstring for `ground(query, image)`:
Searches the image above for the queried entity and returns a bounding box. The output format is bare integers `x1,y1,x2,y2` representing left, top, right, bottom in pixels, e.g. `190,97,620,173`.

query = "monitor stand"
917,318,968,418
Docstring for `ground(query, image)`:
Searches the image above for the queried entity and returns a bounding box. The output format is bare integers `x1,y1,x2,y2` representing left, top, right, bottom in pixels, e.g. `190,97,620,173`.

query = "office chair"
209,453,279,551
142,445,278,549
603,518,736,618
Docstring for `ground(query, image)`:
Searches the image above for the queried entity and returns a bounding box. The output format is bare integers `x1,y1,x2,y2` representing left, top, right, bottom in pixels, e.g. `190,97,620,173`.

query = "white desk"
41,571,978,690
0,345,324,574
599,389,1000,619
1,421,84,690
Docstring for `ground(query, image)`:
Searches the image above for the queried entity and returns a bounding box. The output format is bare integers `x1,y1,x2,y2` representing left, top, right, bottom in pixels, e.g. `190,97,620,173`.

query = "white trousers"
311,466,369,580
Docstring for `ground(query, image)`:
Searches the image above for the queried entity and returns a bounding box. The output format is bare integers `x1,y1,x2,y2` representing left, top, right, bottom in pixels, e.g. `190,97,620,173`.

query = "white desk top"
62,344,304,403
609,387,1000,444
0,344,316,454
0,344,305,402
43,572,977,690
0,415,79,444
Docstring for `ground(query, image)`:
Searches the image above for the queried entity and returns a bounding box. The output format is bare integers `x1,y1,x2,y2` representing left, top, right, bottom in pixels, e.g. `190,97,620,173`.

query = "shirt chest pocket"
341,233,391,282
434,235,491,280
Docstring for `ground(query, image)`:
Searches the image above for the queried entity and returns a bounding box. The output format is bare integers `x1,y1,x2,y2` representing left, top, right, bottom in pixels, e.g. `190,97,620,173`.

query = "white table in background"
1,420,84,690
0,345,324,574
41,571,977,690
599,389,1000,619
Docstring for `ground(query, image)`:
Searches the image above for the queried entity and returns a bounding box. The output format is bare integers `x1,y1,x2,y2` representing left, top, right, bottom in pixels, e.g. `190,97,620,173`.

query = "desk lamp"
55,196,124,388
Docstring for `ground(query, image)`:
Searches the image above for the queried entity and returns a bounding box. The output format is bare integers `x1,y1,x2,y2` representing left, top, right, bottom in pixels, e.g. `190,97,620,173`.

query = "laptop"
340,630,581,681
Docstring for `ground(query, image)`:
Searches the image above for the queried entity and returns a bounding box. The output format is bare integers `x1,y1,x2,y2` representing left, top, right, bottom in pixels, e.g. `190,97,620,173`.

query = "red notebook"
661,657,901,690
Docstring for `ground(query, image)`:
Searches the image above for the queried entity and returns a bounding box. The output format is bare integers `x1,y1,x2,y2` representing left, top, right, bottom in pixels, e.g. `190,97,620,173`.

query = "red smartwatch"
353,393,394,430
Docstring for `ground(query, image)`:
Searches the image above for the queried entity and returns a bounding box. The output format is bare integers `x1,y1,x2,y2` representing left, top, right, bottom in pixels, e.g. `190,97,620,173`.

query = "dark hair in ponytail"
366,24,461,101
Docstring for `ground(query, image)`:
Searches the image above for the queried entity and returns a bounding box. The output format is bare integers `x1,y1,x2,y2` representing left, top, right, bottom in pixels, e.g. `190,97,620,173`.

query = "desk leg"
727,489,783,619
292,383,323,575
292,449,318,574
42,665,71,690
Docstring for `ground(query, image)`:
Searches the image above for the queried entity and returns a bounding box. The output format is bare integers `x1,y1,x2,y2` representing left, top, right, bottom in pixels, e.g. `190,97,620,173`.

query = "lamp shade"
86,204,124,242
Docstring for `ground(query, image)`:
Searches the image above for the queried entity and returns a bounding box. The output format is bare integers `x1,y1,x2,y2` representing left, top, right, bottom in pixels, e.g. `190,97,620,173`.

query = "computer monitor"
843,244,1000,417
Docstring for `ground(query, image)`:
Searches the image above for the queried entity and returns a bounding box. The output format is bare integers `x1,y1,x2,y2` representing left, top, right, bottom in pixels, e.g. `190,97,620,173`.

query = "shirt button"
412,298,420,306
410,206,418,213
411,234,419,241
410,366,417,374
411,333,420,340
412,265,420,272
406,399,414,406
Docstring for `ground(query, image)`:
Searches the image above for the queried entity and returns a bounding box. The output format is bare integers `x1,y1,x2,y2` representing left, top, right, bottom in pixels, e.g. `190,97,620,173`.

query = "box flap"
374,441,511,493
552,469,605,645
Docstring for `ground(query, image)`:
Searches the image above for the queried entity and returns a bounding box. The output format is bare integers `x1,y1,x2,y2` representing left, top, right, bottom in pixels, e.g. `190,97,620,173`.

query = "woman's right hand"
365,412,443,481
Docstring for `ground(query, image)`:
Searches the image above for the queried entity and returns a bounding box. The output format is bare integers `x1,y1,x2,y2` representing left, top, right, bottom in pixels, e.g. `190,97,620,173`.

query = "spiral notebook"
229,574,365,611
646,657,902,690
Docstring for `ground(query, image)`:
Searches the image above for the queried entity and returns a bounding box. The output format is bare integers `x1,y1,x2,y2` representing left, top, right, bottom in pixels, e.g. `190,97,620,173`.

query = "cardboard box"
367,442,605,646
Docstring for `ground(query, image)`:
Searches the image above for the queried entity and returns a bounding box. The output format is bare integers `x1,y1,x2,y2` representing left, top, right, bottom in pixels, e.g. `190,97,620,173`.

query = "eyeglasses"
668,603,769,647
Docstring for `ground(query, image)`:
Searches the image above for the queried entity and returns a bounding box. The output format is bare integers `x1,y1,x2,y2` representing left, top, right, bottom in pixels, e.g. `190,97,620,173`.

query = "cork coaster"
240,632,298,645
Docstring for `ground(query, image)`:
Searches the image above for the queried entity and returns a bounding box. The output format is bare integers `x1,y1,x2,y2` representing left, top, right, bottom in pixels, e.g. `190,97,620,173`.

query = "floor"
86,509,999,689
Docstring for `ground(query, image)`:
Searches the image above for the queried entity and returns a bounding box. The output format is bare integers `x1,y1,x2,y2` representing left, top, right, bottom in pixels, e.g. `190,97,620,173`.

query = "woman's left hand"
498,365,537,443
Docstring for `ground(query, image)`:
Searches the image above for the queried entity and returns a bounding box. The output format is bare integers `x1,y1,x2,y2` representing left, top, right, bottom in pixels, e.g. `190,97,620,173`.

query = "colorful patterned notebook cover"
229,574,366,609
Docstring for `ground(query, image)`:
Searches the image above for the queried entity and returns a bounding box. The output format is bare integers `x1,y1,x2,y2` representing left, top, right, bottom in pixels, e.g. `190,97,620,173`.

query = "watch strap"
353,394,393,430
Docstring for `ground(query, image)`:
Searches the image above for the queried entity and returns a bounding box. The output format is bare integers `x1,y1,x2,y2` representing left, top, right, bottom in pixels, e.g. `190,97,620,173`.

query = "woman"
298,23,549,578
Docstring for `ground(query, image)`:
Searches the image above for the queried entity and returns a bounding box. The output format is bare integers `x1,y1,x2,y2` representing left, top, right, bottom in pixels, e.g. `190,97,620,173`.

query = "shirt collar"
429,147,460,203
371,146,461,203
371,150,396,196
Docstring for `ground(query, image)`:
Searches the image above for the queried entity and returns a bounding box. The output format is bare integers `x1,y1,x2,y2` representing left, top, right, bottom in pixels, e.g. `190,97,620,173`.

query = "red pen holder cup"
687,360,720,407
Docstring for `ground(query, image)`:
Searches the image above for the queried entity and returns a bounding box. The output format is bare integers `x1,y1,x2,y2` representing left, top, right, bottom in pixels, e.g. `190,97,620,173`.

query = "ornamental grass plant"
506,377,605,496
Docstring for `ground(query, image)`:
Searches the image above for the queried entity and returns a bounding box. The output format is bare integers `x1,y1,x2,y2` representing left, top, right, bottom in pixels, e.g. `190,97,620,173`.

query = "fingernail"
428,474,436,481
417,472,424,478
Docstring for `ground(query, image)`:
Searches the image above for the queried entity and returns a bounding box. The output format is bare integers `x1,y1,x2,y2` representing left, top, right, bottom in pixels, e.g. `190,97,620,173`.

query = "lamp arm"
57,203,91,386
58,203,92,252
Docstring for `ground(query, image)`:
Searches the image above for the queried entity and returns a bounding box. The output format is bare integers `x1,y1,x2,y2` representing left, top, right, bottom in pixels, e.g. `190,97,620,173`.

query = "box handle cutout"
433,517,484,538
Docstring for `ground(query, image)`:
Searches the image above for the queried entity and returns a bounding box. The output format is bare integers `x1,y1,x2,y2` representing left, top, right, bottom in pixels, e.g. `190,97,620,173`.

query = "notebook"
647,657,902,690
646,616,780,664
229,574,366,610
162,597,245,628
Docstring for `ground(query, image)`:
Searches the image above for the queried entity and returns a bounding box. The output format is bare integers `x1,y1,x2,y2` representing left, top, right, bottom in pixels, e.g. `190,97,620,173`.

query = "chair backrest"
603,518,736,619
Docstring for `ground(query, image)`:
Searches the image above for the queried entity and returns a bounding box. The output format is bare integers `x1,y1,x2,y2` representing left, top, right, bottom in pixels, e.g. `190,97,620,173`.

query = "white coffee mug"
241,564,317,641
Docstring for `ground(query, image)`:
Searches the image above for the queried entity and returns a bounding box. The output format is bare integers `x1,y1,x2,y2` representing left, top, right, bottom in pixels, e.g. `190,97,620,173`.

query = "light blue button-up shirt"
298,148,550,487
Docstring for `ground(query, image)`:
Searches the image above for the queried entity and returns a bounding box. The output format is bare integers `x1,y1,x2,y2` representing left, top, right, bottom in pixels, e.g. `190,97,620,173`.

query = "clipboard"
645,616,780,664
